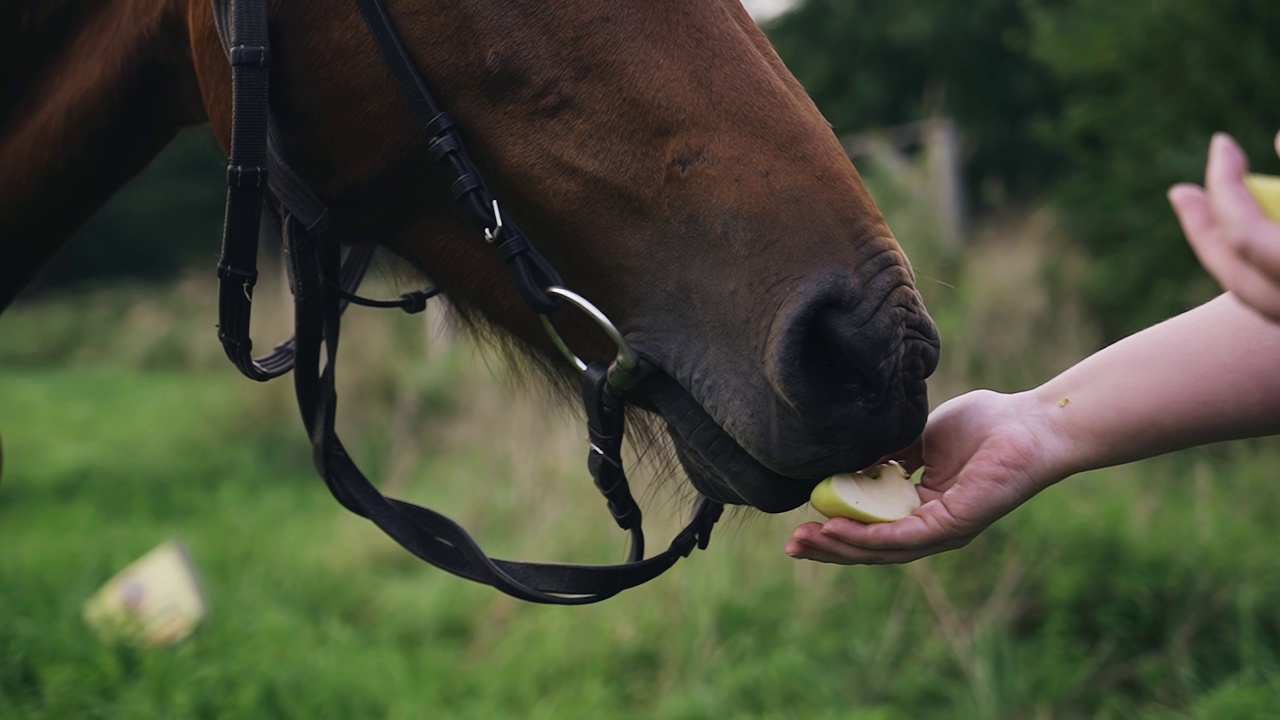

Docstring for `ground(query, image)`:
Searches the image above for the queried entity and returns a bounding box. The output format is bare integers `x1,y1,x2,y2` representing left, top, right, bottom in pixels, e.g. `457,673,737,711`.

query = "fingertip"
1170,183,1216,242
1208,132,1248,186
1209,132,1228,166
792,520,823,536
1167,183,1201,204
790,522,826,547
1211,132,1244,158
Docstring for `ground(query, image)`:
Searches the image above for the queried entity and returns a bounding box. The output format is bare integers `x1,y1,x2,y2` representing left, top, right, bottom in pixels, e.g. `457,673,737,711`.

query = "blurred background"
3,1,1280,717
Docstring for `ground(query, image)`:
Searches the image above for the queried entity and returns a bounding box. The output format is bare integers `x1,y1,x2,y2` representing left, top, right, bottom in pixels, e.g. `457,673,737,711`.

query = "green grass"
3,260,1280,718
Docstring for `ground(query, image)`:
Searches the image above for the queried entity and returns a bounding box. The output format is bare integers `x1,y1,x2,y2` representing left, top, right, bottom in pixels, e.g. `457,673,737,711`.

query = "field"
4,209,1280,719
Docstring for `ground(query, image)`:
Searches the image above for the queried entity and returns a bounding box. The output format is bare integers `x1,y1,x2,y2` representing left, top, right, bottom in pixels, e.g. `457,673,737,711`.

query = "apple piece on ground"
809,460,920,523
1245,174,1280,222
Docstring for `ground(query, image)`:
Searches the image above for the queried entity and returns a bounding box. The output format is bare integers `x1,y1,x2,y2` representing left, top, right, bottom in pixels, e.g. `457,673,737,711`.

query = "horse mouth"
633,326,936,512
639,367,880,513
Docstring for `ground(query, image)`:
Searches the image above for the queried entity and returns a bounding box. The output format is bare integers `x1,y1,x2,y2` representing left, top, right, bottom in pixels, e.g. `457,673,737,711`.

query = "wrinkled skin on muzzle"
628,224,940,512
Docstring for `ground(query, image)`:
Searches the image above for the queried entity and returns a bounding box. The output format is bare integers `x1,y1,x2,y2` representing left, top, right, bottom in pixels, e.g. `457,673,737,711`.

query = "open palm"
786,390,1061,565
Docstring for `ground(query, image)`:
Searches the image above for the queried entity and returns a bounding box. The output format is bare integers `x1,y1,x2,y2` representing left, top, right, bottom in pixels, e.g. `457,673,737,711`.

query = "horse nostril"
796,304,883,404
755,270,938,478
768,277,932,428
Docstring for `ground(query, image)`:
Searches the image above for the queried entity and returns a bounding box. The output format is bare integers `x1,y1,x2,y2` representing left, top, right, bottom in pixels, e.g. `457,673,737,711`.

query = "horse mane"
376,250,693,508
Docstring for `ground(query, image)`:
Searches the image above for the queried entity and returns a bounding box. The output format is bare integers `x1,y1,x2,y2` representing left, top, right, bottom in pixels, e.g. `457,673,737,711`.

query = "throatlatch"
210,0,722,604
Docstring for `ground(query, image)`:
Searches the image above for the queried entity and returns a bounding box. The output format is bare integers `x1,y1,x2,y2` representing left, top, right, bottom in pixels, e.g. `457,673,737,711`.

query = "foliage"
1025,0,1280,337
766,0,1063,206
766,0,1280,338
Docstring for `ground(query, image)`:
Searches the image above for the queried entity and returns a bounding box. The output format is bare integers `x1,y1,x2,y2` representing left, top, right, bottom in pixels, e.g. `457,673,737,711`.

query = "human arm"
1170,132,1280,321
786,292,1280,564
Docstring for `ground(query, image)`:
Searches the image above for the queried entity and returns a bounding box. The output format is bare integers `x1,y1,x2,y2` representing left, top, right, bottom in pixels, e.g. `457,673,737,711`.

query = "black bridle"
209,0,723,604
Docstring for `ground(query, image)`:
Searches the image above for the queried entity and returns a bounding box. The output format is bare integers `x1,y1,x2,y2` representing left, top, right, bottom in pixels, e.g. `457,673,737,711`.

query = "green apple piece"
809,460,920,523
1245,174,1280,222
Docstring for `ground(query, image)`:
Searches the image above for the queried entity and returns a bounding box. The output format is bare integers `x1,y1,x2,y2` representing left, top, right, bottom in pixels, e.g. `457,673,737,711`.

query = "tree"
766,0,1063,206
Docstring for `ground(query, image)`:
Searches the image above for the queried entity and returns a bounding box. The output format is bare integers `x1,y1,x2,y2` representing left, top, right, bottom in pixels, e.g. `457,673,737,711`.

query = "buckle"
226,164,267,188
229,44,271,67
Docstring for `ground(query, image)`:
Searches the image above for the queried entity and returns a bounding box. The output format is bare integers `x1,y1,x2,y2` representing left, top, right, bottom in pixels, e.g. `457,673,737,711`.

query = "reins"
210,0,722,604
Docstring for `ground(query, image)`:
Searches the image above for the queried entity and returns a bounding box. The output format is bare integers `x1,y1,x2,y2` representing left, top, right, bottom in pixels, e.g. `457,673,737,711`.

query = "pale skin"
787,131,1280,565
1171,131,1280,321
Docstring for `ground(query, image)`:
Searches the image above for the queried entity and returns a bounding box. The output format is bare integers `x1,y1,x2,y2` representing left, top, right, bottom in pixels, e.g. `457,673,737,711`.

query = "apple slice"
1245,174,1280,222
809,461,920,523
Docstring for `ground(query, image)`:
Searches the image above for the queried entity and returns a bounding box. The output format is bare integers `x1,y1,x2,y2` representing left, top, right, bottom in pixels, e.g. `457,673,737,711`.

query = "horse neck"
0,0,206,311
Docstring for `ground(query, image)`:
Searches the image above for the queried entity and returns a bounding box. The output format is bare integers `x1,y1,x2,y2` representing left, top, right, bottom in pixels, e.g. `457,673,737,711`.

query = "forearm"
1028,293,1280,478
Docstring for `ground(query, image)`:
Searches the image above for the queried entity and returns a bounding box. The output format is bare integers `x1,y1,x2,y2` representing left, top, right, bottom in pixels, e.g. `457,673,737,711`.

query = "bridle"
209,0,724,604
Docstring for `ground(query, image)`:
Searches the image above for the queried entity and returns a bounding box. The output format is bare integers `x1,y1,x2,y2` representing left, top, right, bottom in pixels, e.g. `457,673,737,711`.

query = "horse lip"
636,363,819,513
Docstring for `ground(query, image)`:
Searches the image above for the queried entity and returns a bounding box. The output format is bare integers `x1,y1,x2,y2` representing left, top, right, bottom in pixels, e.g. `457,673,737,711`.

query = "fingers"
1217,264,1280,322
786,521,966,565
1231,207,1280,283
1172,135,1280,322
1205,135,1280,266
1174,183,1238,285
1205,134,1256,226
785,497,978,565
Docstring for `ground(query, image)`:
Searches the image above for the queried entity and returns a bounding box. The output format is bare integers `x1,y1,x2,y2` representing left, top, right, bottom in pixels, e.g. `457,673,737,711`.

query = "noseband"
209,0,723,604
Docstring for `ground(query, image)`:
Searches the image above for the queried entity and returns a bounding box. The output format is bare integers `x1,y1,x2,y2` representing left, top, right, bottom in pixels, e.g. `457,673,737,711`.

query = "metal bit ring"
539,286,639,392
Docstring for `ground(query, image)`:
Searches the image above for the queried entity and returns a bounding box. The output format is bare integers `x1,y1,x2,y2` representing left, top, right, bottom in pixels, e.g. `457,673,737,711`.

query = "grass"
4,205,1280,717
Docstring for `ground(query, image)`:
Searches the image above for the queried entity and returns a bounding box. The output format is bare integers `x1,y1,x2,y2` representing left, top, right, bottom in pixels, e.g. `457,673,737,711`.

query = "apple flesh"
809,461,920,523
1245,174,1280,222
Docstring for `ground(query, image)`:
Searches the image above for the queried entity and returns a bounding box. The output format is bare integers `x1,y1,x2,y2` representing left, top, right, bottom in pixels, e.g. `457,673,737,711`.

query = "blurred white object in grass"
82,540,207,647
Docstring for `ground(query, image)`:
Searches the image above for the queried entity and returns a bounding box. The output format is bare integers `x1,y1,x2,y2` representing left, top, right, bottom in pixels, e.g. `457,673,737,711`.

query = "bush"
1027,0,1280,337
766,0,1063,206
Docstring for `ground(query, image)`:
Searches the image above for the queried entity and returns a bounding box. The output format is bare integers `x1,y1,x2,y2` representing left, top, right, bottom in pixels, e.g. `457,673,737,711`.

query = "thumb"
883,435,924,475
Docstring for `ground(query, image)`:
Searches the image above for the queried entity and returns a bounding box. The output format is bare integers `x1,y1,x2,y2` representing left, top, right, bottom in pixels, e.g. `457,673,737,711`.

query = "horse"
0,0,940,518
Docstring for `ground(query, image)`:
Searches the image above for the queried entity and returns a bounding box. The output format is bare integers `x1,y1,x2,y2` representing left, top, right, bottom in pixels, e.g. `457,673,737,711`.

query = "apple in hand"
809,461,920,523
1245,174,1280,222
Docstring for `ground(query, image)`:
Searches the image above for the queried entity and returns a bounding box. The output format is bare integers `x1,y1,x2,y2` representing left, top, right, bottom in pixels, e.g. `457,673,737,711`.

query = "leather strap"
351,0,565,315
212,2,400,381
209,0,725,605
287,219,723,603
214,0,273,379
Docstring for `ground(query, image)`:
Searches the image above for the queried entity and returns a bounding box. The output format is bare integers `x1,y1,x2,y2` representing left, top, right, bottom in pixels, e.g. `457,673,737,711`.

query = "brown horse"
0,0,939,513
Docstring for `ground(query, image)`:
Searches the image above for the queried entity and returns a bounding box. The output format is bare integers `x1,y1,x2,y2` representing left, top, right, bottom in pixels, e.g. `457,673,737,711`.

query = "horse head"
4,0,940,514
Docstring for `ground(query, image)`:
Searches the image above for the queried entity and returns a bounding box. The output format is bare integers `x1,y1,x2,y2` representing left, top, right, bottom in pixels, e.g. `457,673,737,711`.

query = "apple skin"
809,461,921,523
1245,174,1280,222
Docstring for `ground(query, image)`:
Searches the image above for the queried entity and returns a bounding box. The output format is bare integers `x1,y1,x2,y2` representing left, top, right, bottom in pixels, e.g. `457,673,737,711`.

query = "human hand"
784,390,1064,564
1170,131,1280,322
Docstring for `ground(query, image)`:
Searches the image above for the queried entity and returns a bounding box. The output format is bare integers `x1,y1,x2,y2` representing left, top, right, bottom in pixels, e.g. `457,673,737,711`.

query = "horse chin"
641,369,885,514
